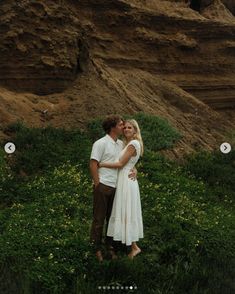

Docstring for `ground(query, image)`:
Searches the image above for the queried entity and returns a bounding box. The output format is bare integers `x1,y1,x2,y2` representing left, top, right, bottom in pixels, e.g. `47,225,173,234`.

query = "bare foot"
128,248,141,259
110,251,118,260
96,250,103,262
108,247,118,260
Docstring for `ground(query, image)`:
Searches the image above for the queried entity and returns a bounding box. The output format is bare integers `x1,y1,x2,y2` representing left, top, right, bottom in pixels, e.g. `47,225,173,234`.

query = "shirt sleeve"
90,140,104,162
129,140,140,154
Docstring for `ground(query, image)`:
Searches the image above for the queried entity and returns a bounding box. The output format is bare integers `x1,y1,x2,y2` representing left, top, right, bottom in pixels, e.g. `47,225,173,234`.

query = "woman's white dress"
107,139,143,246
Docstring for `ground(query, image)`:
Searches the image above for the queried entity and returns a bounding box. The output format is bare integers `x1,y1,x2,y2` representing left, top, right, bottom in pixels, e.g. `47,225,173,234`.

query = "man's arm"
99,145,136,169
90,159,99,187
90,139,105,187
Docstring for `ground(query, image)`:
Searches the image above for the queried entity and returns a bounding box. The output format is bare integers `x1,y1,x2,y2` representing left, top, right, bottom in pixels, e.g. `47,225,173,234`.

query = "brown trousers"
90,183,116,251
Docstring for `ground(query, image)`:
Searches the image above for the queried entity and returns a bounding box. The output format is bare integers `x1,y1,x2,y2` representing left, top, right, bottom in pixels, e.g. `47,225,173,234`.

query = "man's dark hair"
102,115,123,134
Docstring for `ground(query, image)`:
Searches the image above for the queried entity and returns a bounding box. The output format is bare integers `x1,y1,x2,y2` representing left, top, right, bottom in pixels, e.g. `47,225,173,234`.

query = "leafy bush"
0,149,15,207
130,113,182,151
184,150,235,200
4,122,91,175
87,113,182,151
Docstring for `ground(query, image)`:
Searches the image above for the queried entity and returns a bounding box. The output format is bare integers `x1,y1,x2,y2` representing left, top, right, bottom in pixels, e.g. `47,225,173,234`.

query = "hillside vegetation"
0,114,234,293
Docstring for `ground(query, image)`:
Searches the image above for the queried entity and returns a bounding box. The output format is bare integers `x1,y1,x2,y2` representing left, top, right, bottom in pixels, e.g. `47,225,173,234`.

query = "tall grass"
0,115,234,294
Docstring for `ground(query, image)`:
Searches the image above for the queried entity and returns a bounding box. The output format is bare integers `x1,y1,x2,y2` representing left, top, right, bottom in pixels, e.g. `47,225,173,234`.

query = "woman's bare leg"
128,242,141,258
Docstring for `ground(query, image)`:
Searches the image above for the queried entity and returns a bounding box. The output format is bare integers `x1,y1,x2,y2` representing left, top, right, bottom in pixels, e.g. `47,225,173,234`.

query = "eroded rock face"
0,0,235,109
0,0,86,94
167,0,235,14
221,0,235,15
0,0,234,154
202,0,235,23
86,0,235,109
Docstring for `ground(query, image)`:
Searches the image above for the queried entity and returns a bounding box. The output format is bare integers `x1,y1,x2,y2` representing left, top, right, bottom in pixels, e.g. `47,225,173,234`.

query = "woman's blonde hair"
123,119,144,156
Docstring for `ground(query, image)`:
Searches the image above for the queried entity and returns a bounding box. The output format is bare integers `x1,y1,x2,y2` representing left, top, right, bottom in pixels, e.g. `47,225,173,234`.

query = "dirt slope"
0,0,234,156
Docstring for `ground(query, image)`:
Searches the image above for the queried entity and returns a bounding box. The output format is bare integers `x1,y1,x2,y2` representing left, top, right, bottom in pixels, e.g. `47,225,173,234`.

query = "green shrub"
86,117,105,143
0,149,15,207
184,150,235,199
87,113,182,151
130,113,182,151
4,122,91,175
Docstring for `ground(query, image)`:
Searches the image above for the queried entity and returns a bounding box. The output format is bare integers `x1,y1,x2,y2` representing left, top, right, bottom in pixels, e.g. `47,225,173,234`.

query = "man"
90,115,135,261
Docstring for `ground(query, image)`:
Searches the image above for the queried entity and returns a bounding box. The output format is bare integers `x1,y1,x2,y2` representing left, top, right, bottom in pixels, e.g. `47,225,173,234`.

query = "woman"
99,119,144,258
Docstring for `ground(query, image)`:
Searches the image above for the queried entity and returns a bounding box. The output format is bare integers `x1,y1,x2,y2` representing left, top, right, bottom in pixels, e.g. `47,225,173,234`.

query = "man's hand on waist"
128,168,137,181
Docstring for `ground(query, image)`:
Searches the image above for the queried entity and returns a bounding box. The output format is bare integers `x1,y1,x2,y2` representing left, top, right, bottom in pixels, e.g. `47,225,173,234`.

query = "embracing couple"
90,115,144,261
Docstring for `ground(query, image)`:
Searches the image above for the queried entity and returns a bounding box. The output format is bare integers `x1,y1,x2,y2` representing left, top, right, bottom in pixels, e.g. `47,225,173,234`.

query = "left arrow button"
4,142,16,154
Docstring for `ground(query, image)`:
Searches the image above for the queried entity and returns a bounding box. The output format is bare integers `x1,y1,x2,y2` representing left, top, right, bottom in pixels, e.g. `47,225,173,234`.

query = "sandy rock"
0,0,234,156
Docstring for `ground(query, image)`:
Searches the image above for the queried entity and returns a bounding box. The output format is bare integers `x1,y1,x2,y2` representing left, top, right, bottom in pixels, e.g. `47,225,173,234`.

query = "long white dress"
107,139,144,246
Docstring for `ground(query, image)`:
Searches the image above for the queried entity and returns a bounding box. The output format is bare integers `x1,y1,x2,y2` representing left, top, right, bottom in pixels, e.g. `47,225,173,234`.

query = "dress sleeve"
128,140,140,155
90,140,104,161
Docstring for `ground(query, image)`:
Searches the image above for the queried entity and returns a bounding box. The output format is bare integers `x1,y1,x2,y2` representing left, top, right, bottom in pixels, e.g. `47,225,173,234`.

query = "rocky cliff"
0,0,234,156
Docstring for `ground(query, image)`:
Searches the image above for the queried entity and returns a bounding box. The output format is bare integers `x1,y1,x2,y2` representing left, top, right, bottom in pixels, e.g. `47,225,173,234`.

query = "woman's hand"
98,162,104,168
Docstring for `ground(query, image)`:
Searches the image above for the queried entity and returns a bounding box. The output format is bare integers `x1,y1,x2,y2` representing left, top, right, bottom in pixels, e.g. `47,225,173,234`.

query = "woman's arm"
99,145,136,169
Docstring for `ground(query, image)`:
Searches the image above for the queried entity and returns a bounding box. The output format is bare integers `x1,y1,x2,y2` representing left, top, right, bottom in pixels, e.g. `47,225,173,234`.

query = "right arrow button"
220,142,231,154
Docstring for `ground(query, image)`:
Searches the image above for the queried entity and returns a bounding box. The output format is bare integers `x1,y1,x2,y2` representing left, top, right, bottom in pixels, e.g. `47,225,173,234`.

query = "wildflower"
48,253,54,259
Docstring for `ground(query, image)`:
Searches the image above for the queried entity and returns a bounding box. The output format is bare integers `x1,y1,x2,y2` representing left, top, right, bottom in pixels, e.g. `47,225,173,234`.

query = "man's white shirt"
90,134,123,188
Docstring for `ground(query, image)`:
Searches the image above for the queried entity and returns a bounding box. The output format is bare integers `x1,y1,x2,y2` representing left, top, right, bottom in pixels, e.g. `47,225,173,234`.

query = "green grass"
0,115,234,294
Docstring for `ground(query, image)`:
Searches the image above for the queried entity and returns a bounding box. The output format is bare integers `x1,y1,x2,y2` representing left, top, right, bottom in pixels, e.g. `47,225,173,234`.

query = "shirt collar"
106,134,118,144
